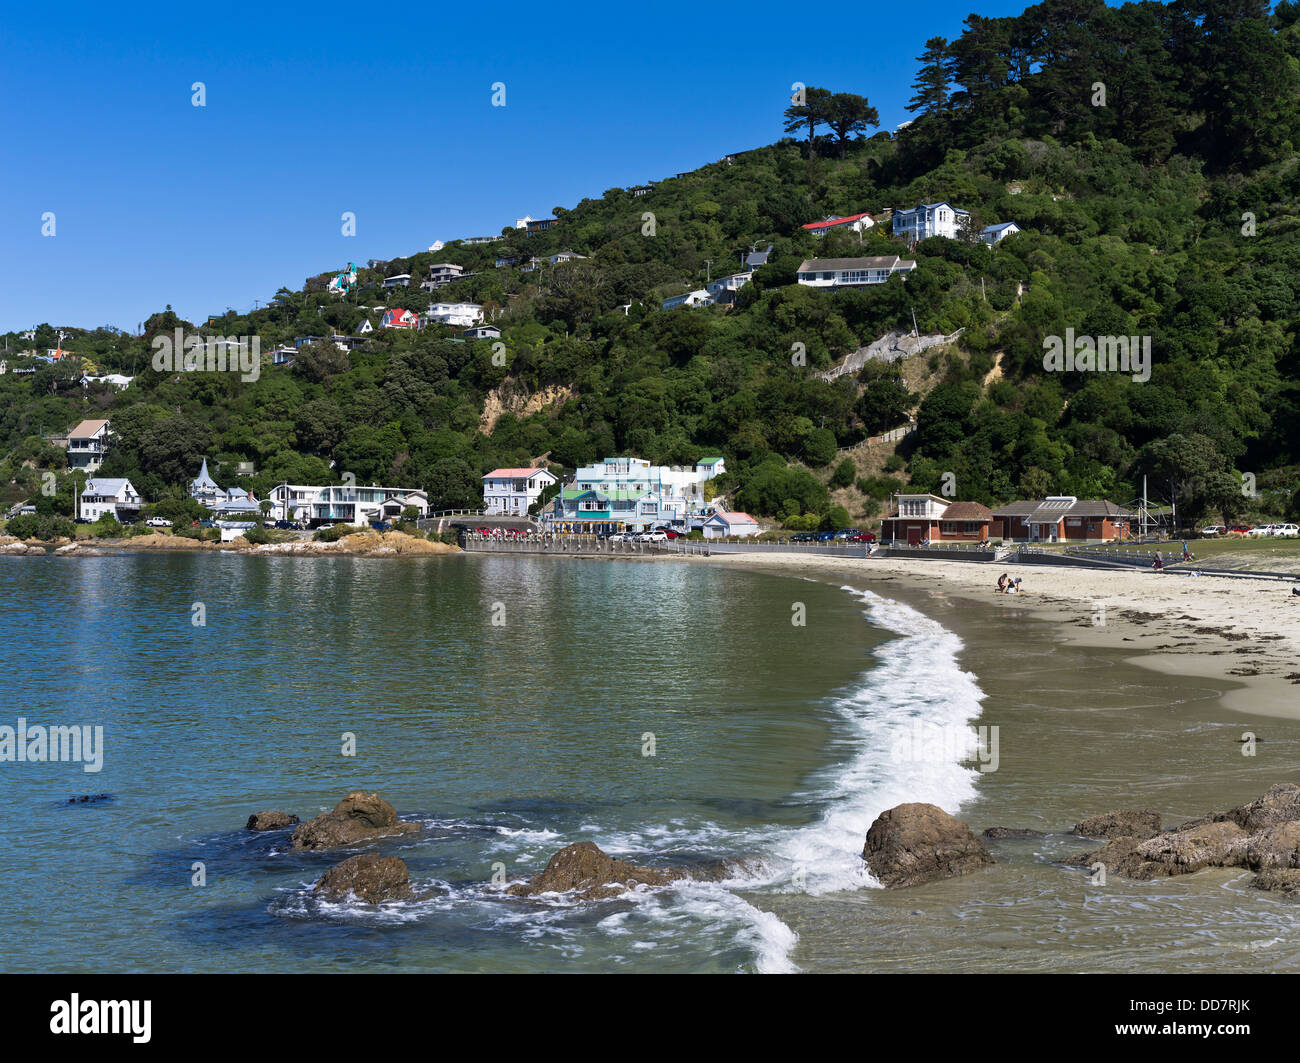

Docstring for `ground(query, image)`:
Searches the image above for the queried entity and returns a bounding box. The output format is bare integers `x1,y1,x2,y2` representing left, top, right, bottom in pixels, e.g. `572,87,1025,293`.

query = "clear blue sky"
1,0,1032,333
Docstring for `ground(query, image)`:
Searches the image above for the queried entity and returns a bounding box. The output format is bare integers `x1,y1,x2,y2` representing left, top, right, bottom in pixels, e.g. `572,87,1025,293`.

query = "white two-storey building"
892,201,971,242
481,468,558,516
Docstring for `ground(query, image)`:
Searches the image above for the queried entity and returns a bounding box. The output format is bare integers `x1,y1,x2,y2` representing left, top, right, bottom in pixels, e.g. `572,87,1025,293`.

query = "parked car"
791,532,816,543
145,517,172,528
318,523,336,531
848,531,877,543
475,526,492,536
1273,523,1300,538
832,529,854,540
273,520,297,530
814,531,836,542
1199,525,1225,537
640,531,668,542
1247,524,1277,537
608,532,630,542
1226,524,1252,534
370,521,392,532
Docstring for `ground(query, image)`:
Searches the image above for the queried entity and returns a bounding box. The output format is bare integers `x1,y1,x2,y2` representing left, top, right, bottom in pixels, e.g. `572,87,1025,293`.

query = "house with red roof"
801,211,876,236
702,510,760,539
482,467,558,517
881,494,992,544
380,308,419,329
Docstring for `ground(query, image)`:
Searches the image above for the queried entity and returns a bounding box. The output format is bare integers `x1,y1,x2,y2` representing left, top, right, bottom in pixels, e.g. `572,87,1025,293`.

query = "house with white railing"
482,468,558,516
67,419,111,470
80,477,142,522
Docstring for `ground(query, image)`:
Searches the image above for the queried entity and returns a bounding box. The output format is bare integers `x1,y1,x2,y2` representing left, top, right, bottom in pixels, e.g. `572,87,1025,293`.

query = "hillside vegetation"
4,0,1299,529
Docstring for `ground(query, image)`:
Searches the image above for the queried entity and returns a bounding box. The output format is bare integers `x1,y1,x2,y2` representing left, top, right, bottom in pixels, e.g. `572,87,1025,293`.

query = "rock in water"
314,854,413,903
982,826,1043,839
507,841,682,900
1225,783,1300,832
1251,868,1300,894
863,803,994,888
246,810,299,831
290,791,420,850
1073,809,1161,840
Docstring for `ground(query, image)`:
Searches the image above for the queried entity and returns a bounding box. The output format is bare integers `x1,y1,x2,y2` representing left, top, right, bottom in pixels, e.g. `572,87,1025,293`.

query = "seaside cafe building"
881,494,993,544
990,497,1134,543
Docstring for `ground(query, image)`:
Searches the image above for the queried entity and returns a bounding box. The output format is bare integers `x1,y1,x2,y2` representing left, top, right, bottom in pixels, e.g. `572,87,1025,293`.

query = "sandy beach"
698,552,1300,720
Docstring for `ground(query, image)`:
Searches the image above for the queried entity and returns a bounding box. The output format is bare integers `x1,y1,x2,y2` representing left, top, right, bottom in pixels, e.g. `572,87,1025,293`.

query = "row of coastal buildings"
481,457,761,538
882,494,1134,544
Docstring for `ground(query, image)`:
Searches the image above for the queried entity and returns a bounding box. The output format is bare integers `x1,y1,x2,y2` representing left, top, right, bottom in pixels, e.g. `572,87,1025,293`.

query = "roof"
709,510,757,524
797,257,913,272
895,201,970,216
981,222,1019,233
82,477,132,496
991,498,1134,521
69,418,109,437
698,457,724,465
484,468,554,480
801,211,875,230
940,501,992,521
191,459,219,490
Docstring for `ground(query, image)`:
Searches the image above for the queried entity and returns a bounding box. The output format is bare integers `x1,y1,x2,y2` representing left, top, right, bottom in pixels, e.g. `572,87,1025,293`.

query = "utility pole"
910,307,919,338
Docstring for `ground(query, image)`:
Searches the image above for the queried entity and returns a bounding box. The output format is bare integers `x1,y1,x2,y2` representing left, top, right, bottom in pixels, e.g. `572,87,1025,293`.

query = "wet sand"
701,553,1300,972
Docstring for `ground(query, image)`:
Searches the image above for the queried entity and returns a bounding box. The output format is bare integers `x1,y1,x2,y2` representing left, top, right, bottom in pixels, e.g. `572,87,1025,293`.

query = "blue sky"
1,0,1032,332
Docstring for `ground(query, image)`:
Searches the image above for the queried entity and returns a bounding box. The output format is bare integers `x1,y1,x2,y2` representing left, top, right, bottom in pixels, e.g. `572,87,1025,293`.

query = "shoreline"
690,551,1300,721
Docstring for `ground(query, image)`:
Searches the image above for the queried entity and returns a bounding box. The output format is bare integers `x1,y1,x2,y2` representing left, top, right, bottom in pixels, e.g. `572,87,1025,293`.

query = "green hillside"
4,0,1299,530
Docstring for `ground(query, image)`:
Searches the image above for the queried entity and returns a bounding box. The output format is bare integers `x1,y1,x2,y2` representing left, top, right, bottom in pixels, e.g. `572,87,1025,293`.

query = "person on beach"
997,573,1009,592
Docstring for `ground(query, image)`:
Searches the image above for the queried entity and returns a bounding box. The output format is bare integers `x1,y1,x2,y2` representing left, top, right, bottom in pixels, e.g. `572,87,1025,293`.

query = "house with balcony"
66,419,111,470
796,256,916,288
881,494,991,544
705,273,751,306
550,456,725,533
892,202,970,242
661,289,712,310
424,302,484,328
420,263,467,291
79,477,142,522
267,483,429,525
482,467,558,516
382,273,412,289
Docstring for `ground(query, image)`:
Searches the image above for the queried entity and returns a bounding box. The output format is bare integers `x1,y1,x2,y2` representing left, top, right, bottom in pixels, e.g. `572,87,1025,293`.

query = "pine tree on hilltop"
783,86,833,158
906,37,952,115
827,92,880,157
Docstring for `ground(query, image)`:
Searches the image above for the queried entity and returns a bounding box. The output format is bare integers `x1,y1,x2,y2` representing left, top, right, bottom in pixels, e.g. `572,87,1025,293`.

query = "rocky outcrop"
246,810,300,831
1251,868,1300,894
1074,809,1161,841
290,791,420,851
1242,821,1300,871
1225,783,1300,832
982,826,1043,839
314,854,414,903
506,841,684,900
1125,821,1248,879
863,803,994,888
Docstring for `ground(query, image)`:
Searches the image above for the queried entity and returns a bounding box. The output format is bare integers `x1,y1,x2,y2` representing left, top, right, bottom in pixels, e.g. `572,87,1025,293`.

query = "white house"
381,308,420,329
551,456,725,533
801,211,875,237
80,477,142,522
382,273,412,289
357,318,374,334
705,273,751,305
892,202,970,242
189,458,260,515
424,302,484,328
547,250,587,265
703,510,760,539
67,418,111,470
267,483,428,525
979,221,1021,245
482,467,558,516
796,256,916,288
661,289,712,310
81,373,132,390
463,324,502,340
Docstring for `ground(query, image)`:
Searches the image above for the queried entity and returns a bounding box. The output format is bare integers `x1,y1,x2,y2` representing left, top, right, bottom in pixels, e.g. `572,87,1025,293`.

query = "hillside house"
380,309,420,329
801,212,876,237
424,303,484,328
79,477,142,522
892,202,970,242
482,467,558,516
980,222,1021,245
796,256,916,288
67,418,111,471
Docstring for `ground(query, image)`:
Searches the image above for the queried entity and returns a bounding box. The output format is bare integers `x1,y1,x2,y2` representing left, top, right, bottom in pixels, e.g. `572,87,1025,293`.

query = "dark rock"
246,810,299,831
1243,821,1300,871
506,841,683,900
1073,809,1161,841
313,854,413,903
1250,868,1300,894
1066,835,1149,876
1126,821,1249,879
863,803,994,888
982,826,1043,839
290,791,420,851
1225,783,1300,832
65,793,113,806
